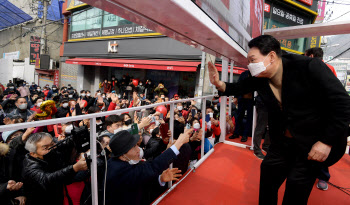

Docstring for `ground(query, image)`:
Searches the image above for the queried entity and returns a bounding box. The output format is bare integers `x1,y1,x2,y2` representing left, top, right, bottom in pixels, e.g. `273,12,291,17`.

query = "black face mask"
125,119,132,125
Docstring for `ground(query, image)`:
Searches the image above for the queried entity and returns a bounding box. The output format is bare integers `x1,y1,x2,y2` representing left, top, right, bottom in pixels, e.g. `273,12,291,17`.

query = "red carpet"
157,143,350,205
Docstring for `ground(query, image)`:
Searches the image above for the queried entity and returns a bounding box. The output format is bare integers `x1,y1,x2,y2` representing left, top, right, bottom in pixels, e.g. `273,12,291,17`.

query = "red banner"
298,0,313,6
54,70,60,87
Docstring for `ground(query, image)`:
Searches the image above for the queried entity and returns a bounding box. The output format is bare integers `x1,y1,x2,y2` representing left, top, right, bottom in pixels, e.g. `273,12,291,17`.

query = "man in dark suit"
106,129,192,205
208,35,350,205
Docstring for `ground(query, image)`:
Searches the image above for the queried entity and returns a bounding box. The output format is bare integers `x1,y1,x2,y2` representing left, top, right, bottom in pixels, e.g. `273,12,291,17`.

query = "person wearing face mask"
35,86,45,99
23,132,88,205
7,97,34,121
101,79,112,94
176,102,189,120
112,78,120,94
209,35,350,205
47,85,59,100
121,113,133,129
4,83,20,96
67,84,73,91
30,97,44,113
29,82,37,93
79,90,86,100
106,129,191,205
84,90,95,111
137,81,146,96
56,98,70,118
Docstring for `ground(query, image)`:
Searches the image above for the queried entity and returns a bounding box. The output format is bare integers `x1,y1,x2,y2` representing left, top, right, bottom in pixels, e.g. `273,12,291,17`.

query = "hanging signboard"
30,36,41,65
54,70,60,87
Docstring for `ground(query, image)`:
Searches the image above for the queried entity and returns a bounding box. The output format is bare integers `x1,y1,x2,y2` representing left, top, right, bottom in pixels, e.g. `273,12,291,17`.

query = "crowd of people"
0,76,238,205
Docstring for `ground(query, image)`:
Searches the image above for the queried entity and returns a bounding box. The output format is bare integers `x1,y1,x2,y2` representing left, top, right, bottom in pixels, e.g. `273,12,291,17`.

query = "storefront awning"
35,69,56,75
215,64,247,74
65,58,200,72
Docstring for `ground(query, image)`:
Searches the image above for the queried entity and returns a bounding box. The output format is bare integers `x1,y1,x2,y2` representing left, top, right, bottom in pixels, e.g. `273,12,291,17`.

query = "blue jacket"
106,148,177,205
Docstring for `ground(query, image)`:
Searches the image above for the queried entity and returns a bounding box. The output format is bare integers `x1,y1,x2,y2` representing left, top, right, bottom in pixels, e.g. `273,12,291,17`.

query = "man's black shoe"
254,152,265,160
229,134,239,139
241,136,248,142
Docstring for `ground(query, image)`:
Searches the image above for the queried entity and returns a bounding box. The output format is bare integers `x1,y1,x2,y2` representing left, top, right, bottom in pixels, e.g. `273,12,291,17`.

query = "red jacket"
199,119,221,137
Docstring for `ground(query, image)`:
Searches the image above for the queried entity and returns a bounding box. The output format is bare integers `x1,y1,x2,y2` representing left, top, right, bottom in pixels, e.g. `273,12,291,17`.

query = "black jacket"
144,137,167,161
221,54,350,166
23,154,76,205
105,147,177,205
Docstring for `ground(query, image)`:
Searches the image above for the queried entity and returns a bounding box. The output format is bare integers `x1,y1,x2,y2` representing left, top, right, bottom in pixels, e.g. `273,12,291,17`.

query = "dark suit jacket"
221,54,350,166
105,148,177,205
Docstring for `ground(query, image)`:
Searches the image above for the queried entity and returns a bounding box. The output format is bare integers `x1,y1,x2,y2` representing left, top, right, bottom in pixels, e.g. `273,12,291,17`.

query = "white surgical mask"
139,147,144,159
37,102,42,107
97,93,101,96
62,103,69,108
9,87,14,89
102,96,106,99
193,123,201,130
87,93,91,97
81,93,86,97
149,129,154,134
68,95,73,98
53,88,57,90
177,106,183,111
65,124,73,134
37,89,41,92
247,53,272,77
124,155,140,165
114,127,123,134
18,103,27,110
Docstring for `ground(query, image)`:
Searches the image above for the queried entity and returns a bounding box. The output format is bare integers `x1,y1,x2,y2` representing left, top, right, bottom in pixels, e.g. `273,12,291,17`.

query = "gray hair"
25,132,53,153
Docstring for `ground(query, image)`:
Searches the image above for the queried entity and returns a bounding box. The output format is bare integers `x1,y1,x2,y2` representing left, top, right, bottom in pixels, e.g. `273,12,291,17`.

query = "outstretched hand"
160,168,182,183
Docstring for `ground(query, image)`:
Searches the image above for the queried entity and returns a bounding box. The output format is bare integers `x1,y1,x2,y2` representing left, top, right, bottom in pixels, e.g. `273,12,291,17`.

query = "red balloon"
81,100,88,107
156,105,167,117
132,79,139,87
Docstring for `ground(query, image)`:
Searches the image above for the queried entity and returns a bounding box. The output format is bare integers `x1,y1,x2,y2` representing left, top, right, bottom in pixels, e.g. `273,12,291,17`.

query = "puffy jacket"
23,154,76,205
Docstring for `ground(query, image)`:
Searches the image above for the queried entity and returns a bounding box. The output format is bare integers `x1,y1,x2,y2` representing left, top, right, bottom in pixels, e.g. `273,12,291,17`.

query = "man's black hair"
248,35,282,57
305,47,323,59
87,106,101,114
105,115,122,127
16,96,26,102
152,127,160,138
80,90,85,93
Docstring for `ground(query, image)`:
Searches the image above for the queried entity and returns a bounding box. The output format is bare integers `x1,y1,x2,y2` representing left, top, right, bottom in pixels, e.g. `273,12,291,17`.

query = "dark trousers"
259,138,320,205
253,106,270,153
318,167,330,181
234,98,253,137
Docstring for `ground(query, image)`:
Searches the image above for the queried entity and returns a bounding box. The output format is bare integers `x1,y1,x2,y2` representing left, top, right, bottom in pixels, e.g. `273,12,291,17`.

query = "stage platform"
157,143,350,205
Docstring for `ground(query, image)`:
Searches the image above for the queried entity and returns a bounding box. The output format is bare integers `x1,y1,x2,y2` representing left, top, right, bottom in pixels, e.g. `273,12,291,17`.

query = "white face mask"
81,93,86,97
247,53,272,77
65,124,74,134
177,106,183,111
139,147,144,159
193,123,201,130
97,93,101,96
149,129,154,134
87,93,91,97
62,103,69,108
124,154,140,165
68,95,73,98
18,103,27,110
37,102,42,107
114,127,123,134
37,89,41,92
53,88,57,90
102,96,106,99
9,87,14,89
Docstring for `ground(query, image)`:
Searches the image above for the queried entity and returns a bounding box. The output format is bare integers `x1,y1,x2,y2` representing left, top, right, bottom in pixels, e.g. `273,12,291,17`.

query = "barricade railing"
0,95,216,205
